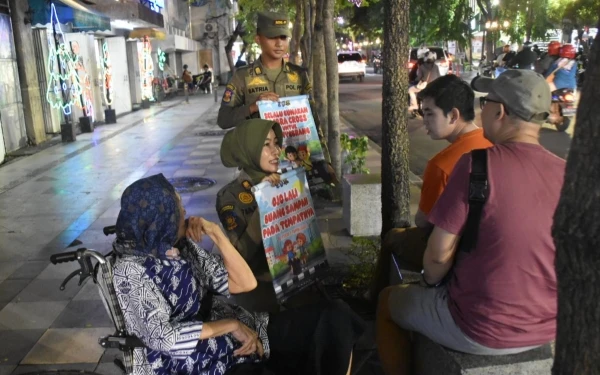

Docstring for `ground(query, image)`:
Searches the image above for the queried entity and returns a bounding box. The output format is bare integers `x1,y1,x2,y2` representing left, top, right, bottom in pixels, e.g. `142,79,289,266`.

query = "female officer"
216,119,284,311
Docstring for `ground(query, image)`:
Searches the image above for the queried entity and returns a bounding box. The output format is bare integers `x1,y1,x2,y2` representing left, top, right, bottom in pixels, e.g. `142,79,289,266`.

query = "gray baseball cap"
256,11,292,38
471,70,551,124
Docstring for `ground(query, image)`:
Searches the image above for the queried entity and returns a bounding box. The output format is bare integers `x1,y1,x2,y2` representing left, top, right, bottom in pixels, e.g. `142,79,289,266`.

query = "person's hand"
256,92,280,102
249,92,280,114
231,321,259,357
262,173,281,186
185,217,223,242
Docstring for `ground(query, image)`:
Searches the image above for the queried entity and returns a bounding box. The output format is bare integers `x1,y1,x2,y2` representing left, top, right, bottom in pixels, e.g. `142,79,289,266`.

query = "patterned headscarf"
114,174,181,259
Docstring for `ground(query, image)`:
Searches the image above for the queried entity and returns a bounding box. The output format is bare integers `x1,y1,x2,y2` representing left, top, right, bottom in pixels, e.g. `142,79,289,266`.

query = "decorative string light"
46,2,81,116
102,41,113,106
157,47,166,72
140,36,154,101
70,41,95,122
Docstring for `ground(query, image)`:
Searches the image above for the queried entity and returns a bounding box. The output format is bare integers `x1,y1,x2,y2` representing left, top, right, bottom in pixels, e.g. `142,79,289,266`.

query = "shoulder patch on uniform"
219,205,234,214
238,192,254,204
222,86,234,103
254,66,263,75
242,180,252,190
226,83,236,91
304,83,312,92
222,211,240,231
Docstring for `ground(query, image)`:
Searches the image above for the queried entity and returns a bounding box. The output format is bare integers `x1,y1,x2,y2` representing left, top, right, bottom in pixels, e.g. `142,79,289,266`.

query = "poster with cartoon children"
252,168,329,300
257,95,334,194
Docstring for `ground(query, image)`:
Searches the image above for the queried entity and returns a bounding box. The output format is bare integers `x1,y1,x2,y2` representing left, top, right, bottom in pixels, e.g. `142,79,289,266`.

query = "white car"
338,52,366,82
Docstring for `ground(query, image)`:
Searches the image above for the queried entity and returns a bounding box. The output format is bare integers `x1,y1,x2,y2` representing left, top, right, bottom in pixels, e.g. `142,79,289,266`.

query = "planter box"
79,116,93,133
104,109,117,124
60,123,76,142
342,173,382,236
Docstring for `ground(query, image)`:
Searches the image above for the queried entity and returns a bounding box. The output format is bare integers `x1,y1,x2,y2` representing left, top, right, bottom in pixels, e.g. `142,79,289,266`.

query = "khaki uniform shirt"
217,57,330,163
216,171,269,276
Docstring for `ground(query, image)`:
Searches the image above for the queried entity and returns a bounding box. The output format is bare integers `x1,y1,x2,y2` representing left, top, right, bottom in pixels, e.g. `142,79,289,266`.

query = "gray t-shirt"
417,62,441,83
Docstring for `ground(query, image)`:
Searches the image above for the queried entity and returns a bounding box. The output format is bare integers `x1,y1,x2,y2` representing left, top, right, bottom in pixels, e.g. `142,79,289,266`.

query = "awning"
30,0,111,33
129,28,167,41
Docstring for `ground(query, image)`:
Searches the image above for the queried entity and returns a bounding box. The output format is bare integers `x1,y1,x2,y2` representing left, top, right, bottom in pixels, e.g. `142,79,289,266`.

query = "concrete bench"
342,173,382,236
388,262,555,374
413,333,554,375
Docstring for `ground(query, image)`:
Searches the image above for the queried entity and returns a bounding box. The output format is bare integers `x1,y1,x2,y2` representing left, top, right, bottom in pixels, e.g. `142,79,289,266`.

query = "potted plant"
340,133,370,175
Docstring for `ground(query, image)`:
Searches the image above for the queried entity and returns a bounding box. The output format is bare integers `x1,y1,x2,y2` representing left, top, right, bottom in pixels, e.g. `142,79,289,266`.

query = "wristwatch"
421,269,441,288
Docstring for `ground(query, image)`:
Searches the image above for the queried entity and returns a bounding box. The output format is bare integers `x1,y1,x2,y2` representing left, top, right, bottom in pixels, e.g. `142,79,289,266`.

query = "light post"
486,20,510,58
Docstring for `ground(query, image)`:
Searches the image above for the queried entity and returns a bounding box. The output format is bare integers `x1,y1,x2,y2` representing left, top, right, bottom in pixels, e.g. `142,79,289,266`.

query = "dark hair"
183,64,188,69
285,145,297,154
418,75,475,121
203,64,209,69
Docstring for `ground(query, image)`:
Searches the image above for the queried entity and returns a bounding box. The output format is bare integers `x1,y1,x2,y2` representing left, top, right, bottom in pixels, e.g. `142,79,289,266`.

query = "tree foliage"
347,0,473,47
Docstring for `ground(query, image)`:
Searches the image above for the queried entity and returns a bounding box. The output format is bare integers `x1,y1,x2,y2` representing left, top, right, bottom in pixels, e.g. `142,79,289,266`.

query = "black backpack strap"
459,149,489,253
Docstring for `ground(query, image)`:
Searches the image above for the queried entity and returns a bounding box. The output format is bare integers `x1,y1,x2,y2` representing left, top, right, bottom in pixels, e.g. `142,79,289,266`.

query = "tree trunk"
225,21,244,74
381,0,412,235
552,23,600,375
290,0,303,65
323,0,341,179
300,0,313,71
312,0,328,139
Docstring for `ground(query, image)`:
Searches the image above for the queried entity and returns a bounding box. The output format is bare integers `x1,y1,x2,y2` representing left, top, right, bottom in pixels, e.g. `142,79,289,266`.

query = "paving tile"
99,348,122,364
0,280,31,303
11,363,97,374
95,362,123,375
51,300,113,329
35,262,80,281
7,261,49,280
0,329,46,365
21,327,112,364
13,278,80,302
72,279,102,301
172,169,206,178
0,262,25,283
0,301,68,330
0,365,16,375
183,158,213,166
190,150,217,156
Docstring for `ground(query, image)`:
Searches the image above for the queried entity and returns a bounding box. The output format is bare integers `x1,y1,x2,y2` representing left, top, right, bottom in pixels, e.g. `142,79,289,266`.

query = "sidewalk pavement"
0,91,421,375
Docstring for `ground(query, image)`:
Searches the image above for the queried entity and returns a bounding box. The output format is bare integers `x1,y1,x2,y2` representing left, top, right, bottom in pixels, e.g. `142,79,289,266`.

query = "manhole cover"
168,177,216,193
194,130,229,137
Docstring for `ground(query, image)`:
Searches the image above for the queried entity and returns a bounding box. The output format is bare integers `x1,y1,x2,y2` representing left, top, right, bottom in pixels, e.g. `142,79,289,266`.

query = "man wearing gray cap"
376,70,565,374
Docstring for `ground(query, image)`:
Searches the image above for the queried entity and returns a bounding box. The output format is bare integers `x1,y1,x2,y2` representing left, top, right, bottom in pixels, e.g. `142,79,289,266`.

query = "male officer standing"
217,12,332,162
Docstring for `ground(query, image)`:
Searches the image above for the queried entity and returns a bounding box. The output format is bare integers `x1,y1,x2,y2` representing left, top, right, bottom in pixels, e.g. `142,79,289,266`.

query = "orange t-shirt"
419,128,493,214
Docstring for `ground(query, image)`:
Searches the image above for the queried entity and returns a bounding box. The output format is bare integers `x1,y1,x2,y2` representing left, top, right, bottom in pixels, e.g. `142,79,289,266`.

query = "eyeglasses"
479,96,510,114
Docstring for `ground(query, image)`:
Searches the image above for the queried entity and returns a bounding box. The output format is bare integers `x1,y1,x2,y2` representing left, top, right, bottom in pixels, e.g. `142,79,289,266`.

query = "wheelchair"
50,225,142,375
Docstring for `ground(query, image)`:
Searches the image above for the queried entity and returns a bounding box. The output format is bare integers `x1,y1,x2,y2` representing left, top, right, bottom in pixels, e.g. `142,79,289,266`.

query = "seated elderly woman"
112,174,364,375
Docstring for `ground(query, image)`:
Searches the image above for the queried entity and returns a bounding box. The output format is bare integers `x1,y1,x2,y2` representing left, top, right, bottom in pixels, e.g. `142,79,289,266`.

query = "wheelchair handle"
103,225,116,236
50,251,79,264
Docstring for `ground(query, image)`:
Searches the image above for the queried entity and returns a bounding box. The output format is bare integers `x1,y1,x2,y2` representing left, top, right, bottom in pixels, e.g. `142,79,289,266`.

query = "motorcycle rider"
507,41,537,70
536,41,561,75
545,44,577,92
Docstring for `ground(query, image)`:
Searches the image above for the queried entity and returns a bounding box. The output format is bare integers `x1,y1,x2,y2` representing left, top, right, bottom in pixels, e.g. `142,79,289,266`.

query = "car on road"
338,51,366,82
409,47,454,76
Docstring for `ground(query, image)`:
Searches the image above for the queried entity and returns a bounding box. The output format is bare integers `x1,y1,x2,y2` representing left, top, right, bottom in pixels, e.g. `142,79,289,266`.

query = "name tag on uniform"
249,86,269,94
285,84,301,91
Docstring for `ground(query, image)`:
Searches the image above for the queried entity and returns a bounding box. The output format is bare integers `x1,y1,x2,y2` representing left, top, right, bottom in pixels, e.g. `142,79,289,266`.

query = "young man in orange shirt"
371,75,492,297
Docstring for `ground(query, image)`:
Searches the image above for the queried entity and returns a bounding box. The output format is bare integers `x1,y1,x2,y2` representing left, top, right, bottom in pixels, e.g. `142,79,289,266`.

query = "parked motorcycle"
479,60,495,78
548,88,577,132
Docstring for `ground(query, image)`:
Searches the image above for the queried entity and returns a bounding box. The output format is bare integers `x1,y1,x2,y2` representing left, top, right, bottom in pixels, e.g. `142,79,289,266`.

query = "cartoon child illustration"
297,144,313,171
285,145,301,168
296,233,308,267
284,239,295,264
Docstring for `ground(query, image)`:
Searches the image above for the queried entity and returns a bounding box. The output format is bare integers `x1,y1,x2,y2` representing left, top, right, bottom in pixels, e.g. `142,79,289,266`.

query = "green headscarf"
220,119,283,184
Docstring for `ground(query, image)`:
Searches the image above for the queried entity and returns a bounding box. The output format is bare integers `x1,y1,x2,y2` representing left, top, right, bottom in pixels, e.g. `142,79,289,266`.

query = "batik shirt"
113,239,270,375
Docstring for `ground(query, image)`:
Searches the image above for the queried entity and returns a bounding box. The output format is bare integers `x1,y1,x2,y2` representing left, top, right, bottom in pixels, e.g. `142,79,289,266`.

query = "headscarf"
220,119,283,184
114,174,181,259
